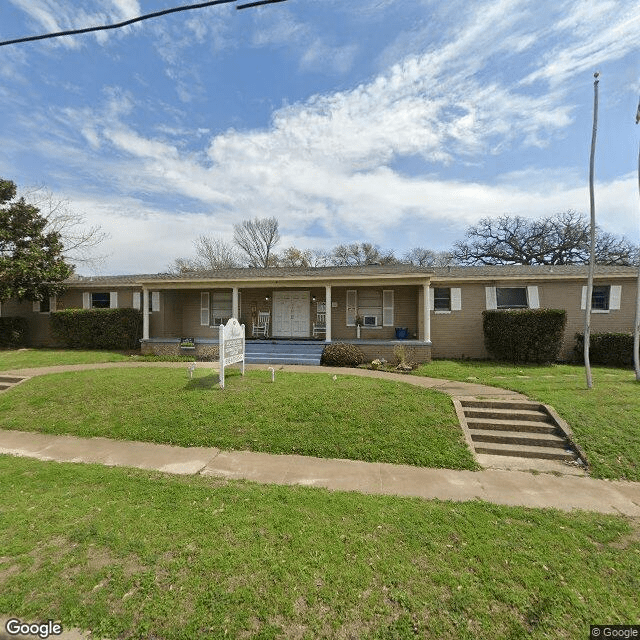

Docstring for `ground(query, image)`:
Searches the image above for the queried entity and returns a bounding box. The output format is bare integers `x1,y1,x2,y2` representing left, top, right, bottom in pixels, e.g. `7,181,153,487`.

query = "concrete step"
463,407,552,423
460,399,545,411
473,441,578,461
244,342,324,365
466,418,558,434
0,376,26,384
469,429,567,448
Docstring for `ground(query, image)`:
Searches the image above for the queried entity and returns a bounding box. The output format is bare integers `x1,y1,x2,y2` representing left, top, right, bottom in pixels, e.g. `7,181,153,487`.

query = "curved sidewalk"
1,362,639,516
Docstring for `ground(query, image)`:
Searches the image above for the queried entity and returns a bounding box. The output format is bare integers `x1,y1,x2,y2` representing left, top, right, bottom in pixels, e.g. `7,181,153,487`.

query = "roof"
68,263,638,287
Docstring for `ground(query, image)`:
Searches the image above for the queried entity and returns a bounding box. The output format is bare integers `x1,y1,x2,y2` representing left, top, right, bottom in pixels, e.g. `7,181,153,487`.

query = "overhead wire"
0,0,287,47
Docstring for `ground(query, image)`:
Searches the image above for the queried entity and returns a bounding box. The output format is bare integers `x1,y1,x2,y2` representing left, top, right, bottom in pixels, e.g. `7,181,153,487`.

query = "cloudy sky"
1,0,639,275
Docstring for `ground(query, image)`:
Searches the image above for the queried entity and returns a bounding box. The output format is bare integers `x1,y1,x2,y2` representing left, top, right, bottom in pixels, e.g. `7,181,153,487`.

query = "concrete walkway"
1,362,639,516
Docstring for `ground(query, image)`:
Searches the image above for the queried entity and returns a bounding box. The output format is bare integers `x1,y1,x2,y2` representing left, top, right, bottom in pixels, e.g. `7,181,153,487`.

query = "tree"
0,178,72,302
452,211,638,266
25,186,108,267
329,242,398,266
233,217,280,268
404,247,454,267
171,235,242,273
278,247,312,268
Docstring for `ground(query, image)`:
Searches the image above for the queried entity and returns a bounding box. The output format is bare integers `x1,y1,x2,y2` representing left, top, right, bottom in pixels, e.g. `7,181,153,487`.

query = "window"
434,288,451,311
357,289,382,327
33,297,55,314
592,286,610,310
496,287,528,309
91,292,110,308
211,291,232,325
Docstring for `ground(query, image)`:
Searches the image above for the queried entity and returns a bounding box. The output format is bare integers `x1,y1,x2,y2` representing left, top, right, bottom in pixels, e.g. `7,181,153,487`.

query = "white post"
423,281,431,344
232,287,239,320
325,285,332,342
142,288,149,340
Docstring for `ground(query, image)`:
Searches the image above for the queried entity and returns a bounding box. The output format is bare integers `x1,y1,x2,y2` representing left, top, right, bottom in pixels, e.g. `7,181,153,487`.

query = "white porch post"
142,288,149,340
232,287,239,320
423,281,431,344
325,285,332,342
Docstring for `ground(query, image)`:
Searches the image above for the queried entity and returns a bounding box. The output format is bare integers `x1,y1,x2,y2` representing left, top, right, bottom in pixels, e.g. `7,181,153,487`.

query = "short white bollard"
268,367,275,382
187,362,196,379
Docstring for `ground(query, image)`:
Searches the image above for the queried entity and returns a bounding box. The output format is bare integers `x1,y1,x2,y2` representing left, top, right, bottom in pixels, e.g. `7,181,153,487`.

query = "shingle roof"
68,263,638,286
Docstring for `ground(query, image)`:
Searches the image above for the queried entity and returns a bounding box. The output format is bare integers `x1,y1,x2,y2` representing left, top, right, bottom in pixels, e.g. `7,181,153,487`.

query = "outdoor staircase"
459,399,582,463
244,340,325,365
0,375,27,392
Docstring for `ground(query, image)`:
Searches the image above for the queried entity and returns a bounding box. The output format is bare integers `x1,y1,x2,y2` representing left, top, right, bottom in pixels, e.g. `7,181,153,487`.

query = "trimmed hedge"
320,342,365,367
0,317,28,348
483,309,567,364
574,332,634,367
50,308,142,350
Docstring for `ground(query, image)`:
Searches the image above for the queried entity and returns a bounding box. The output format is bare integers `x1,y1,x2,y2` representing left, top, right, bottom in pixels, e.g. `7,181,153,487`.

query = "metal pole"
583,73,599,389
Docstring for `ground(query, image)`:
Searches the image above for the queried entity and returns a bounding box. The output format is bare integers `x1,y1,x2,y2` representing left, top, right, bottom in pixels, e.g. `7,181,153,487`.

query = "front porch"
140,337,432,364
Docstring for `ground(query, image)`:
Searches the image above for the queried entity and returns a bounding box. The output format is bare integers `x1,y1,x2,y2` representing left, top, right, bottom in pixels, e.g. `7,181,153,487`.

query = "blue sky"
1,0,639,275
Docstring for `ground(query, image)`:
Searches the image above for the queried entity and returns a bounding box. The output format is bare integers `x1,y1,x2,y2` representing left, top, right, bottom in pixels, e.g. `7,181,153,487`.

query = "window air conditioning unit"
363,315,378,326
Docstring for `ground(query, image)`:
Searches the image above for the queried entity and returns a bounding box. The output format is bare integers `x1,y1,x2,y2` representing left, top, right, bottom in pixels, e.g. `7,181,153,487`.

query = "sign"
180,337,195,349
219,318,245,389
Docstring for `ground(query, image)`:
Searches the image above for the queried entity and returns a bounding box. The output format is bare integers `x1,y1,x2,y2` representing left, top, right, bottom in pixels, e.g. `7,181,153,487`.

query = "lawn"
415,361,640,482
1,456,638,640
0,368,476,470
0,348,133,370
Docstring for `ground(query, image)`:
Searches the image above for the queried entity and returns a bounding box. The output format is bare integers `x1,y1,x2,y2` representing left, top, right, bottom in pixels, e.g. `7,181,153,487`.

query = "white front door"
273,291,310,337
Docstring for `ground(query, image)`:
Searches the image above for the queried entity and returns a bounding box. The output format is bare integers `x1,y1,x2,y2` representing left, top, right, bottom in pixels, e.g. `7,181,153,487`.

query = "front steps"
0,375,27,392
244,340,325,365
457,399,584,465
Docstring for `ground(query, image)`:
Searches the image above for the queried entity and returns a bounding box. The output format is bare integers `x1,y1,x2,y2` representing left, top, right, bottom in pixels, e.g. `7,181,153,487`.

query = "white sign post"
219,318,245,389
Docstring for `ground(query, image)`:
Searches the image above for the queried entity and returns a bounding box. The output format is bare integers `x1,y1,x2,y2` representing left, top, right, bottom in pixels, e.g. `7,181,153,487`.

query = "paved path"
1,362,639,516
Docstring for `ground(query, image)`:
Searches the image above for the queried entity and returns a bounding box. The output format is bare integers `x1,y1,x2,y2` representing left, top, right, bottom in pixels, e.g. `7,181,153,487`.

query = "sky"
1,0,639,275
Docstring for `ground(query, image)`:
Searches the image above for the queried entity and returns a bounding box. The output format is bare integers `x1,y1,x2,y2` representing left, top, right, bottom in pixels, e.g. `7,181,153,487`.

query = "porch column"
423,281,431,344
143,288,149,340
232,287,239,320
325,285,332,342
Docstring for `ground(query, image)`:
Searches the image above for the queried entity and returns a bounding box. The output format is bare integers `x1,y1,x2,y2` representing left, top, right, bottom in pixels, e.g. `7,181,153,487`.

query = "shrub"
320,342,365,367
0,317,28,348
50,308,142,350
574,332,633,367
483,309,567,364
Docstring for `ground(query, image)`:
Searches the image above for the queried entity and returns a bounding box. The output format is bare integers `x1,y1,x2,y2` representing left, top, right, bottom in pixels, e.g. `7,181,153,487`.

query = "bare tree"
452,211,638,266
170,235,243,273
25,186,108,268
329,242,397,266
278,247,312,267
233,217,280,268
404,247,454,267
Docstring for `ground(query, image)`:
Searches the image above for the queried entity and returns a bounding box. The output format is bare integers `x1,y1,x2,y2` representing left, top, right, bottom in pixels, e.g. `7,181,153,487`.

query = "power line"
0,0,287,48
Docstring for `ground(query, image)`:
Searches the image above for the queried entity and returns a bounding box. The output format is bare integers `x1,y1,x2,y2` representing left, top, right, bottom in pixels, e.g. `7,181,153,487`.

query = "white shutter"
151,291,160,312
133,292,141,310
50,295,56,312
201,292,210,326
33,301,40,312
110,291,118,308
527,286,540,309
382,290,394,326
485,286,497,310
451,288,462,311
610,285,622,310
83,292,91,309
346,290,357,325
428,288,434,311
581,286,587,310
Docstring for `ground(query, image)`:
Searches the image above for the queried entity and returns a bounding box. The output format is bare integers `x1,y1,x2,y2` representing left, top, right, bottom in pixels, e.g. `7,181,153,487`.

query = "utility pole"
633,96,640,382
583,72,599,390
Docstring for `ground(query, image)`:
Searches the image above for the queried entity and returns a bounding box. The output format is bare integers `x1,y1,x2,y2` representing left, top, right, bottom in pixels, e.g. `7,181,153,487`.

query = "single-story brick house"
2,264,638,362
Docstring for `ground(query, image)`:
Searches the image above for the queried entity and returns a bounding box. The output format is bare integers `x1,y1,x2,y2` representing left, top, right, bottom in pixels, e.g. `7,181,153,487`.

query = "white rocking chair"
312,302,326,338
252,311,270,338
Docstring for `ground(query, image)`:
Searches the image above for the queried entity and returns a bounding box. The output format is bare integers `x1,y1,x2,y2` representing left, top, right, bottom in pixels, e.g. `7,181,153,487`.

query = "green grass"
0,368,476,470
415,361,640,481
0,348,133,370
1,456,638,640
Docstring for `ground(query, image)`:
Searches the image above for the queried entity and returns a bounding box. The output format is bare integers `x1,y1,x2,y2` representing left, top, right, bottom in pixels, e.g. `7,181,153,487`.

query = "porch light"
312,295,316,302
265,295,271,301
